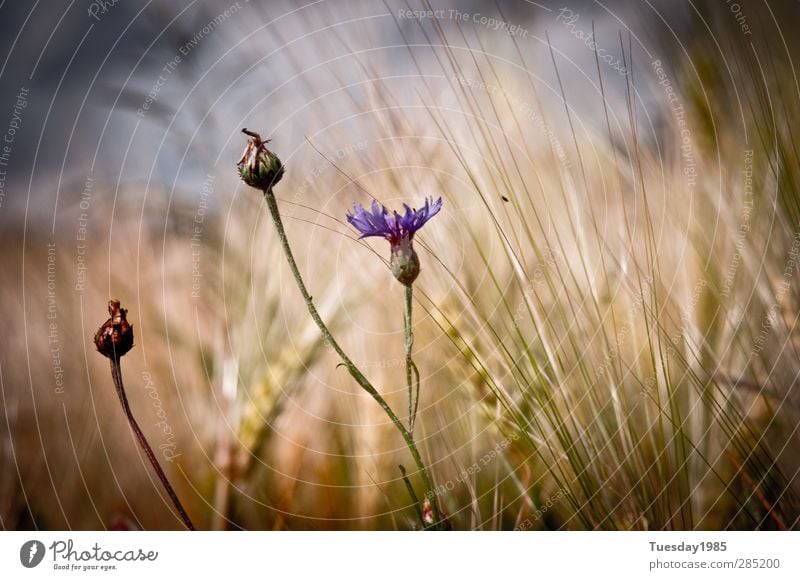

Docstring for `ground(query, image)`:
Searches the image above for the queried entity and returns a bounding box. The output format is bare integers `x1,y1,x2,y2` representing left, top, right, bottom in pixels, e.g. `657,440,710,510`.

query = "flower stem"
398,464,424,523
262,189,441,525
109,357,195,530
404,285,421,434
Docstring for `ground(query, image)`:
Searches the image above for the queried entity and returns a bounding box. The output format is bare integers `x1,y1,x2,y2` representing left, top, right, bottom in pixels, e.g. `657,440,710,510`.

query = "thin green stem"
404,285,413,429
404,285,421,434
110,358,195,530
398,464,424,525
262,189,441,526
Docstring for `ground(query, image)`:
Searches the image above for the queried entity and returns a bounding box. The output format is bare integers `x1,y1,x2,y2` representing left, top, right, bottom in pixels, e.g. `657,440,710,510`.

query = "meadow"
1,0,798,530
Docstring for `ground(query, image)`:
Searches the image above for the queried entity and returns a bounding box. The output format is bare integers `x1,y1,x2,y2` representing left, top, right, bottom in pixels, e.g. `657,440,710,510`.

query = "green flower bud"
390,235,420,286
238,128,285,191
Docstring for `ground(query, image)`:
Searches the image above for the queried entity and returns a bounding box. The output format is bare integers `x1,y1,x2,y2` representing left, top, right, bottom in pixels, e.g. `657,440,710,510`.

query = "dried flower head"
346,197,442,285
94,300,134,359
238,128,285,191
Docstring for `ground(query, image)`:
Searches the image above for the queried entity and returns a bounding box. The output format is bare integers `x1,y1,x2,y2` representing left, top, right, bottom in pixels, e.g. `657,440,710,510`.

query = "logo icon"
20,540,45,568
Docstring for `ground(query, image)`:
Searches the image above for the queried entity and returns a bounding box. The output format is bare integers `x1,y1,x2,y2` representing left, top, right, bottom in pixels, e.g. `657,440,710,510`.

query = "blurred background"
1,0,800,530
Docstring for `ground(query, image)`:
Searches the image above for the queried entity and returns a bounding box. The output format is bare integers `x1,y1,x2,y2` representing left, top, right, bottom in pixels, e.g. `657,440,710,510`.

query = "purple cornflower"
347,197,442,285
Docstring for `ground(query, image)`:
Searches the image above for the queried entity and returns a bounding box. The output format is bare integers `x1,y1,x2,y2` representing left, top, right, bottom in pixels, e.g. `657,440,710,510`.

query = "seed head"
238,128,285,191
94,300,134,360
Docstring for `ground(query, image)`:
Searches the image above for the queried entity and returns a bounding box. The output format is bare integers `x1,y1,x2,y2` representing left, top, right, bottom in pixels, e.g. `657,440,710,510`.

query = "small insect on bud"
94,300,134,359
238,128,285,191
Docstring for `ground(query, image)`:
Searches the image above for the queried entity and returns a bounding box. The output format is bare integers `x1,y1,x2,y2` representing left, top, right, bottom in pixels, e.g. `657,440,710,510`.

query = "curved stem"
110,358,195,530
263,190,440,524
410,361,420,434
404,285,420,434
398,464,424,523
404,285,413,429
